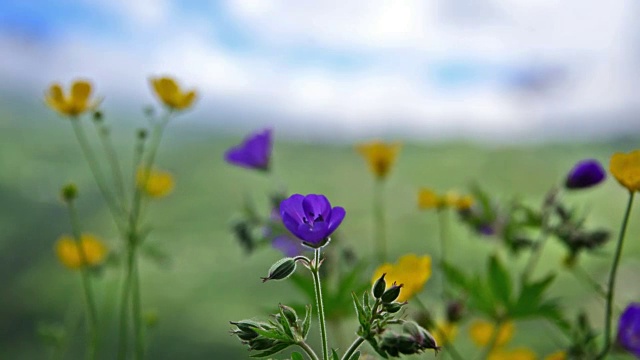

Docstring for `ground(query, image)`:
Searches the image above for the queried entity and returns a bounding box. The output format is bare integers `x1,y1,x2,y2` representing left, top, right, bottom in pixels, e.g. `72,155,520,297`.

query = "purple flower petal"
565,159,606,190
224,129,272,171
296,221,329,245
327,206,346,233
278,193,346,248
280,194,305,223
302,194,331,221
618,303,640,357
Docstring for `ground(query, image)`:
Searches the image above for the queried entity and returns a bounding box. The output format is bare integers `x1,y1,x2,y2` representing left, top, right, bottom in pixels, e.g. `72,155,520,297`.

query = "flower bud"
92,110,103,122
384,302,404,314
279,304,298,325
137,129,148,140
250,338,277,351
261,257,296,282
381,282,403,303
61,183,78,202
446,301,465,323
372,273,387,299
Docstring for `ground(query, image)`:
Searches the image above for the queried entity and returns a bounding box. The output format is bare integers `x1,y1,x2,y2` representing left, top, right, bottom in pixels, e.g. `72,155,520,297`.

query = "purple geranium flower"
565,159,606,190
280,194,346,248
224,129,272,171
617,303,640,357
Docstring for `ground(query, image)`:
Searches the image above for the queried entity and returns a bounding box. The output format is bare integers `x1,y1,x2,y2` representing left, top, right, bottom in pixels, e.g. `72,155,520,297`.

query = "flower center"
303,212,324,226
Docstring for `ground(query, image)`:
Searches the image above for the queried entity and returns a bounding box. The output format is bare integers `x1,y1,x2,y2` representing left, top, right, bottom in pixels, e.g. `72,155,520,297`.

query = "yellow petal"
455,195,474,210
69,80,93,115
45,83,70,114
355,141,402,179
442,191,460,207
469,320,514,347
432,321,458,346
488,348,536,360
418,188,442,210
151,76,182,109
137,167,175,198
176,90,197,110
55,234,107,270
610,151,640,192
371,254,431,302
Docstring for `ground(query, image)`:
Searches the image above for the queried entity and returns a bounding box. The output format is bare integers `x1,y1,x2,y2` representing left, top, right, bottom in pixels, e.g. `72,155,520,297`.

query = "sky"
1,0,640,141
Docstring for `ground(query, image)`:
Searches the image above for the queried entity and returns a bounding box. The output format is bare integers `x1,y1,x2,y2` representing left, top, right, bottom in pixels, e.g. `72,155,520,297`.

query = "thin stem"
71,120,126,233
340,337,365,360
520,187,558,284
596,191,635,360
117,248,134,360
94,121,128,209
373,179,386,263
67,201,98,360
311,249,329,360
437,209,449,301
297,341,321,360
572,265,607,299
132,251,144,360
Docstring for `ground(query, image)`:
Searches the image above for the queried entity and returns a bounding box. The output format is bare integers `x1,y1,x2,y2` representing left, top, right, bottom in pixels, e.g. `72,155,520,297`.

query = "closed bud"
279,304,298,325
230,320,261,340
261,258,296,282
381,282,403,303
372,273,387,299
384,302,404,314
250,338,277,351
93,110,103,122
446,301,464,323
137,129,148,140
61,183,78,202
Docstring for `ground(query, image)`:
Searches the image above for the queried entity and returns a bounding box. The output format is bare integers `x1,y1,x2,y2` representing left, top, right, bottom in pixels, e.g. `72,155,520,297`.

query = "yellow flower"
56,234,107,270
150,76,197,110
455,194,474,210
488,348,537,360
136,168,175,198
372,254,431,302
355,141,402,179
544,351,567,360
432,321,458,346
610,150,640,192
418,188,442,209
45,80,99,117
469,320,514,347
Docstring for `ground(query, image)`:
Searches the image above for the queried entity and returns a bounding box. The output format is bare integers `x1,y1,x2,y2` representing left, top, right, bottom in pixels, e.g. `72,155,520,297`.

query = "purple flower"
224,129,272,171
565,159,606,190
272,235,306,257
280,194,346,248
617,303,640,357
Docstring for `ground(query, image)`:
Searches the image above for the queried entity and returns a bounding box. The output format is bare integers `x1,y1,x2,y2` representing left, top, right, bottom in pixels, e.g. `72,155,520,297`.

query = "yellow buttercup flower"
455,194,474,210
544,350,567,360
488,348,536,360
137,168,175,198
469,320,514,347
610,150,640,192
56,234,107,270
418,188,442,209
45,80,99,117
356,141,402,180
432,321,458,346
372,254,431,302
150,76,197,110
418,188,474,211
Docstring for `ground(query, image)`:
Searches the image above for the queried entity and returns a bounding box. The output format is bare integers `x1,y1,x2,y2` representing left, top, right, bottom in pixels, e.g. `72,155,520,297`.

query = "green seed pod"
261,258,297,282
372,273,387,299
61,183,78,202
381,282,403,303
384,302,404,314
279,304,298,325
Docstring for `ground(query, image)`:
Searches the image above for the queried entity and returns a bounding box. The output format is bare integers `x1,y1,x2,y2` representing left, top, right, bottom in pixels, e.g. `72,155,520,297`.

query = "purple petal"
302,194,331,220
565,159,606,190
224,129,272,171
280,194,305,222
296,221,329,245
618,303,640,356
327,206,346,234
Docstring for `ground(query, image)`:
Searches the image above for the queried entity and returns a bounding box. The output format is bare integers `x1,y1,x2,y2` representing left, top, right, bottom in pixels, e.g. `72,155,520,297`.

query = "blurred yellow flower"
372,254,431,302
137,168,175,198
469,320,514,347
610,150,640,192
45,80,99,117
432,321,458,346
488,348,536,360
150,76,197,110
56,234,107,270
418,188,473,211
356,141,402,180
544,351,567,360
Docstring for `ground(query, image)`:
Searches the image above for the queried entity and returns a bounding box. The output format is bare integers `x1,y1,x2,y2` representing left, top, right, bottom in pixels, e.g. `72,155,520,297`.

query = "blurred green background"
1,108,639,359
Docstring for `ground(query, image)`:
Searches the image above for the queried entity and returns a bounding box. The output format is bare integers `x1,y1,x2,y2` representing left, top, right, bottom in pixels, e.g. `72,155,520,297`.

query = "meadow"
1,106,639,359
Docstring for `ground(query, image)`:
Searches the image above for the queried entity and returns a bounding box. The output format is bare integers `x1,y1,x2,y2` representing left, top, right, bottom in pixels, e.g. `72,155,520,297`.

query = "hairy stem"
340,337,365,360
311,249,329,360
373,179,386,263
297,341,321,360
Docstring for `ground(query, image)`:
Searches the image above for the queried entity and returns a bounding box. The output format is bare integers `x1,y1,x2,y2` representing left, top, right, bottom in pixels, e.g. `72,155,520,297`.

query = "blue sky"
2,0,640,141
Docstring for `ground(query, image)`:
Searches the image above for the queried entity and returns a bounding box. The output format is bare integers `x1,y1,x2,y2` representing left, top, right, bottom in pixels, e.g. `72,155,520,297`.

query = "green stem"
520,187,558,284
340,337,365,360
596,191,635,360
437,209,449,301
373,179,386,263
572,265,607,299
117,248,134,360
132,250,144,360
297,341,321,360
71,119,126,233
311,249,329,360
94,121,128,209
67,201,98,360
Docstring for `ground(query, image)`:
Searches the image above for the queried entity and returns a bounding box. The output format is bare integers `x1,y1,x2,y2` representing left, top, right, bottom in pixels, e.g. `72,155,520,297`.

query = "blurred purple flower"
224,129,272,171
272,235,306,257
565,159,606,190
617,303,640,357
280,194,345,248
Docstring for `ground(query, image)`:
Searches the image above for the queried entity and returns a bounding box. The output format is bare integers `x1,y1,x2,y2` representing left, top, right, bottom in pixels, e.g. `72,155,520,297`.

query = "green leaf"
331,349,340,360
487,255,512,307
302,304,312,338
290,352,304,360
441,261,470,290
249,342,291,358
468,276,495,317
348,351,361,360
253,327,290,342
351,292,367,331
511,274,556,318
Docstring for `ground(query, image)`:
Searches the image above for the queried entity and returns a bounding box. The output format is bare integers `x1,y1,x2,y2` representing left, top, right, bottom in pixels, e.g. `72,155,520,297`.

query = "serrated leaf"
253,327,290,342
488,255,512,307
351,292,367,330
468,276,495,317
291,352,304,360
302,304,312,338
277,308,294,339
511,274,556,318
249,342,291,358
